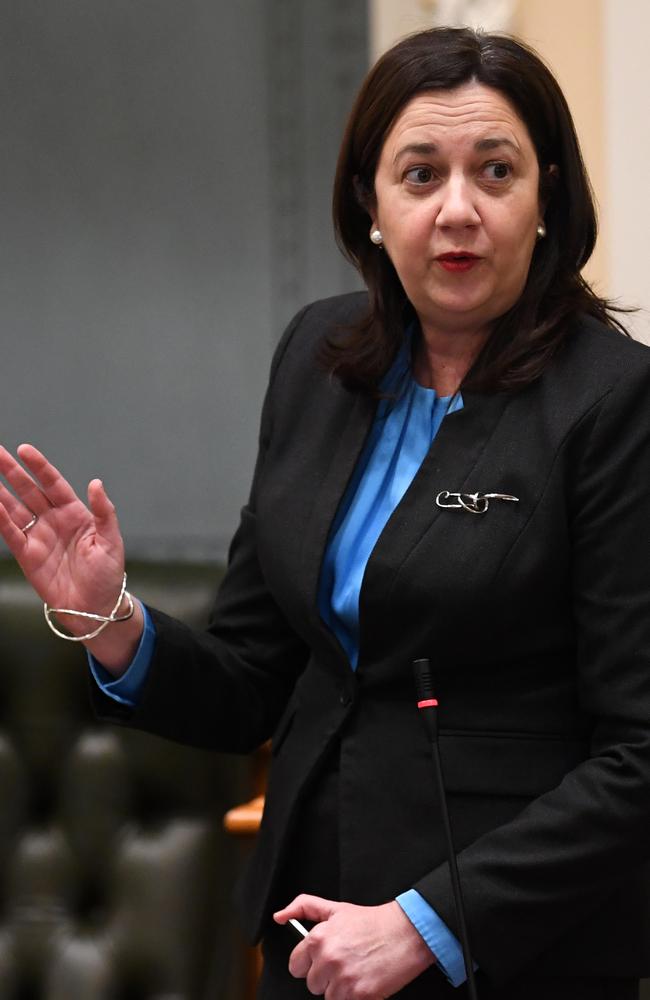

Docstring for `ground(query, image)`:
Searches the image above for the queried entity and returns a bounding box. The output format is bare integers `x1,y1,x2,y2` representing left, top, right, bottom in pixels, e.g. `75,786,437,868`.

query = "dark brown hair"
326,27,627,394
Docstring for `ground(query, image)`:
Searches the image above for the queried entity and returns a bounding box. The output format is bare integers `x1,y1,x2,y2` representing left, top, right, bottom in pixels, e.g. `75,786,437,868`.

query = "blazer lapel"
299,389,377,660
359,389,513,628
297,384,511,668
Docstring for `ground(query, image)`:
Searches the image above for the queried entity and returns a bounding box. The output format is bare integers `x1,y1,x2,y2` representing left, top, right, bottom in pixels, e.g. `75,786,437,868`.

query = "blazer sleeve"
90,305,313,753
413,360,650,984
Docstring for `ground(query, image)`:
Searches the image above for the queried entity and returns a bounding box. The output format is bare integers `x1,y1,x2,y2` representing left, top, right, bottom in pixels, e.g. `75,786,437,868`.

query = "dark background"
0,0,367,561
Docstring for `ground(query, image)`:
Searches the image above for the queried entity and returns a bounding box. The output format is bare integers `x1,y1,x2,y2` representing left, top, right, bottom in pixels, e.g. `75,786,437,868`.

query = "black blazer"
94,292,650,987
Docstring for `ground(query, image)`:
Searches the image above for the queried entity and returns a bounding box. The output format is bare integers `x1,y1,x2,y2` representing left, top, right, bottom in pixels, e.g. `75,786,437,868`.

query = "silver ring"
22,513,38,535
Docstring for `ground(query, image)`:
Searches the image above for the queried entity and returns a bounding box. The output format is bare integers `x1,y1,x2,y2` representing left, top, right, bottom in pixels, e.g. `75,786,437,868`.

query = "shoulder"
268,291,369,385
519,316,650,467
280,291,369,350
530,315,650,422
555,314,650,388
302,290,370,325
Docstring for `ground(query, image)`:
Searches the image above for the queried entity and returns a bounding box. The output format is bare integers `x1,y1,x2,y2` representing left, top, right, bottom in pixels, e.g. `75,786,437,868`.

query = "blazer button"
339,689,351,706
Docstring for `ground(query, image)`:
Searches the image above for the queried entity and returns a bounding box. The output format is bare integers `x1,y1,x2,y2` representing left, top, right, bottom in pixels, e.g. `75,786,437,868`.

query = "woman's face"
371,82,543,338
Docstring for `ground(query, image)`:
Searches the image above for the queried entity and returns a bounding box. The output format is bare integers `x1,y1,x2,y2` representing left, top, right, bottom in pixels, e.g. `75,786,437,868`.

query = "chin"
419,298,491,325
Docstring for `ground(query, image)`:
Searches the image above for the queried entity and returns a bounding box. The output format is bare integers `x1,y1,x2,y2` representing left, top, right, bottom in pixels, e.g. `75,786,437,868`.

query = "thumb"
87,479,122,545
273,893,340,926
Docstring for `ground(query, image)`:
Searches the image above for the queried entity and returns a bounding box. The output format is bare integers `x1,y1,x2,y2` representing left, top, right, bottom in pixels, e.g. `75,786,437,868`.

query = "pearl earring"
370,229,383,246
536,222,546,239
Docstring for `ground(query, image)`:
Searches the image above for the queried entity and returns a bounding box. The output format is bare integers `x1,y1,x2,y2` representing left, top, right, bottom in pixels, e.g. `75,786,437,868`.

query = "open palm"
0,443,125,619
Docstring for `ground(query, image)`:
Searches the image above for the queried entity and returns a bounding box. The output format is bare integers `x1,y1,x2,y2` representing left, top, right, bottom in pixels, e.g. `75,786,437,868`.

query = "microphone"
413,658,479,1000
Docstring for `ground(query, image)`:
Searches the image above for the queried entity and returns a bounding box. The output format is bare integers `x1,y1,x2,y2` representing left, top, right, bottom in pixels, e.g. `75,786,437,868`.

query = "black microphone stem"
413,658,479,1000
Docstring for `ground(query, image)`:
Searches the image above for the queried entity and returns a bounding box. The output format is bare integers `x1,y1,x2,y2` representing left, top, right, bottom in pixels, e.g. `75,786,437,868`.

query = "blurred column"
602,0,650,342
514,0,607,300
369,0,516,56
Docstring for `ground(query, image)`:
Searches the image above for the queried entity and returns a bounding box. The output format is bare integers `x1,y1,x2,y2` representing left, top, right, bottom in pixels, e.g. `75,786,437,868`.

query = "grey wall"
0,0,367,560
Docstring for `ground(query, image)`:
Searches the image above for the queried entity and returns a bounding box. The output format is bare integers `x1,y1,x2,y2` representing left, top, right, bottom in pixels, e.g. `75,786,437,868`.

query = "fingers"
289,930,339,998
275,895,337,987
0,498,29,556
306,960,331,997
274,894,337,926
0,446,123,570
0,479,33,526
287,938,312,980
0,446,49,515
276,895,342,991
0,474,41,556
0,444,76,516
16,444,80,508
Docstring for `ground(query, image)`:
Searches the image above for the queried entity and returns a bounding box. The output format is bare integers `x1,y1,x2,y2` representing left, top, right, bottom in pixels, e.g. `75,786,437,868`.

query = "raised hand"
0,444,142,671
274,894,435,999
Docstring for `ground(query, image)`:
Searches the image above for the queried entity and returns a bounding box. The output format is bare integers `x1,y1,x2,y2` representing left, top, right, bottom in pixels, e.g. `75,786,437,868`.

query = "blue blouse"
317,338,462,668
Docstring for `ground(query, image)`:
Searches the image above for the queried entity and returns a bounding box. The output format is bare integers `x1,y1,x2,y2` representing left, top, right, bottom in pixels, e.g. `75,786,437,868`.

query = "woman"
0,27,649,1000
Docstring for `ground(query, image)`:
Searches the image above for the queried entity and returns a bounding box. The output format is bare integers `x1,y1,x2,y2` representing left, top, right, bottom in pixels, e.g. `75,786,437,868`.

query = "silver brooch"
435,491,520,515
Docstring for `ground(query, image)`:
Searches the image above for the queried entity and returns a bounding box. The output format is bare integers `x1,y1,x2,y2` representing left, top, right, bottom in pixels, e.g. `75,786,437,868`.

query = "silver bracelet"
44,572,135,642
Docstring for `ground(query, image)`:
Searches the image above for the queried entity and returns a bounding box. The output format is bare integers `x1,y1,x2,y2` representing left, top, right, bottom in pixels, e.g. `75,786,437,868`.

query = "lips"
436,251,482,273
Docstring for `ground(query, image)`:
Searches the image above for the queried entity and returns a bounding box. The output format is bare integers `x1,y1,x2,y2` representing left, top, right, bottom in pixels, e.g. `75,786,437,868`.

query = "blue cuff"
396,889,470,987
87,601,156,706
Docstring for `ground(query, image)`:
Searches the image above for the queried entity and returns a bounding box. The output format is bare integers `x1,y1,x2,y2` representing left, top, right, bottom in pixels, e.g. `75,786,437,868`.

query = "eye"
404,166,435,186
482,161,512,182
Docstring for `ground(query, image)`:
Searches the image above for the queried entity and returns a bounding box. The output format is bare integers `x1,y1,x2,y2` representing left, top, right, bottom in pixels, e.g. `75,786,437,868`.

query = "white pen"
288,917,309,939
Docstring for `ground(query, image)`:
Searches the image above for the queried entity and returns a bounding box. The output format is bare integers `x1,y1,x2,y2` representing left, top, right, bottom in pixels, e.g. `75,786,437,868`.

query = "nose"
434,175,481,230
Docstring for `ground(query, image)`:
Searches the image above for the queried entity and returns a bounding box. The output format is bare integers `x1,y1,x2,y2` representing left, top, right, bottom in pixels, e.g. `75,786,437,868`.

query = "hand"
0,444,141,668
274,894,436,999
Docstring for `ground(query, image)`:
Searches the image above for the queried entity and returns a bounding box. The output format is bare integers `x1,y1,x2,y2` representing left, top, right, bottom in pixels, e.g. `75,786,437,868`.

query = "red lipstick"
436,252,481,273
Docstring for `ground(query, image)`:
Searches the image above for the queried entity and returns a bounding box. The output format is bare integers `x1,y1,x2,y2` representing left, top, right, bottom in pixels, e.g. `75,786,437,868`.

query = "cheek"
383,207,432,261
493,241,537,308
493,213,537,269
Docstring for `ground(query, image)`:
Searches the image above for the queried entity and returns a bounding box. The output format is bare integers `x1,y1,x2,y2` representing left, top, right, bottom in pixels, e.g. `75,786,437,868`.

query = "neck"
413,322,490,396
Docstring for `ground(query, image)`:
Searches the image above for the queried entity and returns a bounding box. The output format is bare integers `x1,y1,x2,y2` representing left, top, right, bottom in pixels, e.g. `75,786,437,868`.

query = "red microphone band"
417,698,438,709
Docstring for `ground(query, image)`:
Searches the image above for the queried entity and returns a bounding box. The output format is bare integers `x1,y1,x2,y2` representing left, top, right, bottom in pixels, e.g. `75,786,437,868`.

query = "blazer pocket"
438,731,589,797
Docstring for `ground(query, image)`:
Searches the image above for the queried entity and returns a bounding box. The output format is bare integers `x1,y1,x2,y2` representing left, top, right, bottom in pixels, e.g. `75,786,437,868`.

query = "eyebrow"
475,137,521,154
393,137,522,164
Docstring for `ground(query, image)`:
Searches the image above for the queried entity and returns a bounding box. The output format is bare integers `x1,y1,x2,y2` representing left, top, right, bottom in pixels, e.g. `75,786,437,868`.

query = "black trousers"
257,754,639,1000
